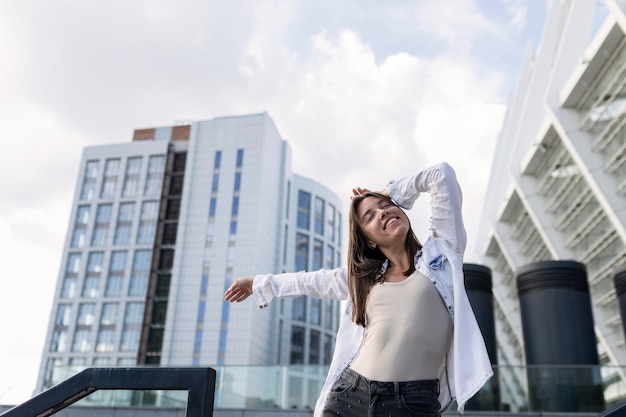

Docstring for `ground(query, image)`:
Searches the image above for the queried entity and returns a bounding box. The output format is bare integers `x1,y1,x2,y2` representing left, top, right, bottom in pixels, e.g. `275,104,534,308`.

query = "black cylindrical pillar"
612,264,626,341
463,263,499,411
517,260,604,412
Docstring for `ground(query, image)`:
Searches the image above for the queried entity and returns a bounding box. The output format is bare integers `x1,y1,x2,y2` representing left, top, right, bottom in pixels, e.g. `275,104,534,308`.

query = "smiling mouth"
383,217,399,230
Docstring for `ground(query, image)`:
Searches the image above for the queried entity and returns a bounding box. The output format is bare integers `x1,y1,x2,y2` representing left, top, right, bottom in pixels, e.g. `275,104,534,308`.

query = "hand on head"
224,277,253,303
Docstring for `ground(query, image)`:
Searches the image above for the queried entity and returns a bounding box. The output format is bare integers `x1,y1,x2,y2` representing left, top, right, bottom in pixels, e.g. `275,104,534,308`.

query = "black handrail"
0,367,215,417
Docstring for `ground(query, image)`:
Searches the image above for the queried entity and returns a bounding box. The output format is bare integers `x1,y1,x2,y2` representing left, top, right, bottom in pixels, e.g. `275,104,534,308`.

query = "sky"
0,0,550,405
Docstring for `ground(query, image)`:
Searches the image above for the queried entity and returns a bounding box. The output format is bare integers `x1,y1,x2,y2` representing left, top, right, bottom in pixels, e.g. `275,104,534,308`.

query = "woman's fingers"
224,278,253,302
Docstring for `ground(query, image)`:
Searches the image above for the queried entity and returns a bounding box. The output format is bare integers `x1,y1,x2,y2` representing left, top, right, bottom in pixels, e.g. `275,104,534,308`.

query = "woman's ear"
367,241,377,249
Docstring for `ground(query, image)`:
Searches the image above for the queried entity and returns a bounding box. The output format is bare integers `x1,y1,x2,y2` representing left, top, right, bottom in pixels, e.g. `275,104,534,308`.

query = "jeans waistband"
342,367,439,396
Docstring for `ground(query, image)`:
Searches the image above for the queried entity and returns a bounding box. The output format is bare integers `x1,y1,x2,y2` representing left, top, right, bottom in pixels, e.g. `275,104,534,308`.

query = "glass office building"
35,113,343,405
473,0,626,409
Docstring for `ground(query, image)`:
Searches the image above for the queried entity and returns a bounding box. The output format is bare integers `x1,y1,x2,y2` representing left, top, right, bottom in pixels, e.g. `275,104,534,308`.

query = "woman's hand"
224,277,254,302
351,187,388,199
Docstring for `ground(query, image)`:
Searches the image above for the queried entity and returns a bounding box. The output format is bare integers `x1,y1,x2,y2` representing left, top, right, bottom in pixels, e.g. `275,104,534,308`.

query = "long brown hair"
347,192,421,327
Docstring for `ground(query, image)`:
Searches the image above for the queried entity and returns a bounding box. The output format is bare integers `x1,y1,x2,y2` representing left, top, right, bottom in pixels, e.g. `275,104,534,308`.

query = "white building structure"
35,113,343,409
473,0,626,409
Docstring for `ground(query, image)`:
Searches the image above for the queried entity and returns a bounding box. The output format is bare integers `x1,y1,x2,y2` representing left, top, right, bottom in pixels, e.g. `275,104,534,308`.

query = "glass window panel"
309,329,320,364
234,172,242,191
86,252,104,273
313,239,323,270
95,204,112,223
75,206,90,226
113,224,131,245
124,302,144,325
79,182,95,201
100,303,119,325
96,329,115,353
326,204,336,241
66,253,81,274
214,151,222,169
132,250,152,270
55,304,72,326
236,149,244,167
50,329,68,352
325,245,334,269
297,191,311,229
290,325,305,364
77,303,96,325
82,276,100,298
84,160,99,179
122,157,142,197
165,198,180,220
72,329,91,352
296,233,309,271
117,202,135,221
128,274,148,296
120,329,140,352
61,277,77,298
109,251,127,271
292,296,306,321
310,298,321,325
70,228,86,248
105,276,123,297
314,197,324,235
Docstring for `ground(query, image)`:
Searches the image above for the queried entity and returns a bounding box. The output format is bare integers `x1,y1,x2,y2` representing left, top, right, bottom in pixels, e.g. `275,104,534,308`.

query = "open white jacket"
252,162,493,416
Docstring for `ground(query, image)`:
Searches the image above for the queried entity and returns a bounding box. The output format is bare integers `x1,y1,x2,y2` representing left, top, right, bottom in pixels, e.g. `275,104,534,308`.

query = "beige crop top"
349,271,453,382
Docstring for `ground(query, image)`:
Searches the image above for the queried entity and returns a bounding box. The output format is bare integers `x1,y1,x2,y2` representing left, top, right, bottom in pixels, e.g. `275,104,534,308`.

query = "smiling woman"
225,162,492,417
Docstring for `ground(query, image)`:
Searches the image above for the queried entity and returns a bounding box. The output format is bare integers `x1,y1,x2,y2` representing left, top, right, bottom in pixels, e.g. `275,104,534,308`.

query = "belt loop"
394,381,400,401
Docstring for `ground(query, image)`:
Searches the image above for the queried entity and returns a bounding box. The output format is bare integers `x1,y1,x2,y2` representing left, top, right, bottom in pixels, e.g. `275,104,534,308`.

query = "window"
100,303,119,326
309,330,320,364
86,252,104,274
65,253,81,275
129,250,151,296
314,197,324,235
324,334,333,365
292,296,306,321
295,233,309,271
114,203,134,245
71,206,90,248
72,329,91,352
100,158,121,199
144,155,166,196
80,160,99,201
124,302,144,325
82,276,100,298
310,298,321,325
122,157,142,197
290,325,305,364
313,239,323,270
297,191,311,229
120,329,140,352
106,251,126,297
327,204,336,242
50,329,68,352
77,303,95,326
91,204,112,246
55,304,72,326
96,329,115,353
61,277,77,298
325,245,334,269
165,198,180,220
137,201,159,244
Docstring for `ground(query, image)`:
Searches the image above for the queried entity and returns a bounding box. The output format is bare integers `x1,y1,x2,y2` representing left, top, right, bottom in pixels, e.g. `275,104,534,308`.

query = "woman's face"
356,196,409,248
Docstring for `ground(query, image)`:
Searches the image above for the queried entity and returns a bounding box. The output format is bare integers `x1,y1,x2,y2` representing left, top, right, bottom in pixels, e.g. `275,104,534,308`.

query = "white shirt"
252,162,493,417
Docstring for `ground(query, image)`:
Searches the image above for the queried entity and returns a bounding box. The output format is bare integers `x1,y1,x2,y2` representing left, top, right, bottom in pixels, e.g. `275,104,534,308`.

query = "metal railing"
0,367,215,417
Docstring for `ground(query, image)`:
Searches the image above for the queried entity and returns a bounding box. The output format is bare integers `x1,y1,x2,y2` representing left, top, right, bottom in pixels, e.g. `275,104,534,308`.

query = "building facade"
35,113,343,403
473,0,626,409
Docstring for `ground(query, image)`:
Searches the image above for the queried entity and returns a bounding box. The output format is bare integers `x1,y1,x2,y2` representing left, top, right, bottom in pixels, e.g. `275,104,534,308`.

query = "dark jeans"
323,367,441,417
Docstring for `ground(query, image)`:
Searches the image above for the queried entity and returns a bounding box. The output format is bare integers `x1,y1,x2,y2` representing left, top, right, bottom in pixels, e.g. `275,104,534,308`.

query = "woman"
224,162,492,417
